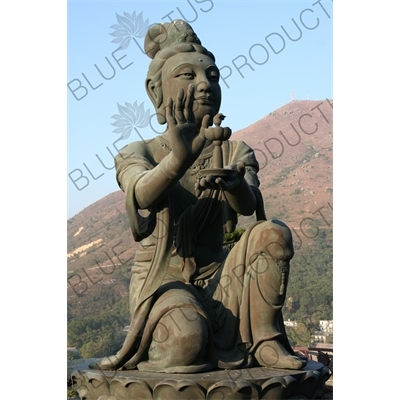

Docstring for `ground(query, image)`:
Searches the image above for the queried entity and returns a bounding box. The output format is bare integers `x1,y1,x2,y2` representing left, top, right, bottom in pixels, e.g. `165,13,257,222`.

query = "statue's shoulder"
117,140,148,157
223,139,259,170
226,139,253,150
224,139,256,156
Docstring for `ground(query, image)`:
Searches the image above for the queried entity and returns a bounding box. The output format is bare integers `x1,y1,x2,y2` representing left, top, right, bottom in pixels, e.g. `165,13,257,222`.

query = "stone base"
71,360,330,399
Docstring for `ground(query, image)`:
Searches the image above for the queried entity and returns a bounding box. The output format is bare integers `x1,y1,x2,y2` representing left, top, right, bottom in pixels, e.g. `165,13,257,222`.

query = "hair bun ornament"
144,19,202,59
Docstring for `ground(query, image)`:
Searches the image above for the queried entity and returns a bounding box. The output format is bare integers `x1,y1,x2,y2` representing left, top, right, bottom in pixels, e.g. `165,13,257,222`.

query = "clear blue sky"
68,0,333,218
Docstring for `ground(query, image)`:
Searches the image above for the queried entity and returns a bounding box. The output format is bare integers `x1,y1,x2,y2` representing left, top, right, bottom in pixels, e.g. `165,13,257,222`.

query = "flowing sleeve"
114,140,174,302
222,140,267,225
115,142,159,242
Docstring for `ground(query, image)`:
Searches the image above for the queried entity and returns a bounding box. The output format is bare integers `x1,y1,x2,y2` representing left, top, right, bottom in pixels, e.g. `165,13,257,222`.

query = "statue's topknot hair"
144,20,202,59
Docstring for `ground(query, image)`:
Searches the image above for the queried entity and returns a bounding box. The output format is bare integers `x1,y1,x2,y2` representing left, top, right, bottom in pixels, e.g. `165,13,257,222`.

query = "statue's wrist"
159,161,181,180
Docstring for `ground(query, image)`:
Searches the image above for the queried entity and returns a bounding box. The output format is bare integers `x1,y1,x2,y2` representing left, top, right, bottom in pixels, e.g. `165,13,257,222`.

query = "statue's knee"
252,220,294,261
148,307,208,367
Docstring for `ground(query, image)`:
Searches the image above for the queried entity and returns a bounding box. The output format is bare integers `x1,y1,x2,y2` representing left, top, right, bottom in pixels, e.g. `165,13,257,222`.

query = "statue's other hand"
195,162,246,193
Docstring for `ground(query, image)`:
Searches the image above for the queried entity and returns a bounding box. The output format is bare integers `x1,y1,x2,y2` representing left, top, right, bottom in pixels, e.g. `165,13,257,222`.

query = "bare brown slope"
67,190,137,274
232,99,333,233
67,99,332,284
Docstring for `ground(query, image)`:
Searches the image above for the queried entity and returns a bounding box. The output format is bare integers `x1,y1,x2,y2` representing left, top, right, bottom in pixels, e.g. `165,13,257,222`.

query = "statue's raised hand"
165,85,210,171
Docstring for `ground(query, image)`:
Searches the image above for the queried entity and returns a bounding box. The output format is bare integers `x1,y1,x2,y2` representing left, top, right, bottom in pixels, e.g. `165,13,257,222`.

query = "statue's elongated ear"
146,78,166,125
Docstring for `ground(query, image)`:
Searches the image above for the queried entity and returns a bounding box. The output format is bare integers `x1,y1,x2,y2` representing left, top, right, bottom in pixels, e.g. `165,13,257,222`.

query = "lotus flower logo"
111,101,151,140
110,11,149,50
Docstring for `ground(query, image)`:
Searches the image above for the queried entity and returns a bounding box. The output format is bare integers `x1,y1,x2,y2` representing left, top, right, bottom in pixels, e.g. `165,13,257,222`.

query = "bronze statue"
91,20,306,373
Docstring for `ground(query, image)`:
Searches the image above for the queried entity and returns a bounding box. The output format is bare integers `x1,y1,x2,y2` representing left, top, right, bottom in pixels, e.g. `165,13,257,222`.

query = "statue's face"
161,51,221,127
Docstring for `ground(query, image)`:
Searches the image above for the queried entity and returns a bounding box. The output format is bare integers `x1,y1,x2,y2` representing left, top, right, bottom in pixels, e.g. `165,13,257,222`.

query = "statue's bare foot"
89,354,121,370
255,340,307,370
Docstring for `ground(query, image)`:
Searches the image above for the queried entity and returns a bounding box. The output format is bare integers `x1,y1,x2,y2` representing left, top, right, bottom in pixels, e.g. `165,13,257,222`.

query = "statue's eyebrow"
169,63,194,74
206,65,220,74
169,62,218,75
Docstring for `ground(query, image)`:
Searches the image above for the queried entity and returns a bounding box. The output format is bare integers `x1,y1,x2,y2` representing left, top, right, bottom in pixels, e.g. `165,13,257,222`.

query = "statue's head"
145,20,221,127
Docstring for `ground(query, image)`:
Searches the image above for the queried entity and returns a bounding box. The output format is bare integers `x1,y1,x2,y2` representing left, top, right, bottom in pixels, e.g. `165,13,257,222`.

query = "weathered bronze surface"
88,19,309,376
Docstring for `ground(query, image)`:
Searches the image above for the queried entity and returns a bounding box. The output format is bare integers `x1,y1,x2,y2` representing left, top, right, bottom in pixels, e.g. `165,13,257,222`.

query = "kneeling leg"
145,307,209,371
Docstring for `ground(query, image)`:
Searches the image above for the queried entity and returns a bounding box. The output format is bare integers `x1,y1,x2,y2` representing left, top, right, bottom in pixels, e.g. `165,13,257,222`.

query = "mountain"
67,99,332,302
231,99,333,231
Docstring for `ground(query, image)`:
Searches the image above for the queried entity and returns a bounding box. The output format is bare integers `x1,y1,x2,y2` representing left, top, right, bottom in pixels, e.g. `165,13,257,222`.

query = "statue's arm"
222,164,257,216
195,140,261,216
115,141,185,210
134,151,187,209
221,140,264,216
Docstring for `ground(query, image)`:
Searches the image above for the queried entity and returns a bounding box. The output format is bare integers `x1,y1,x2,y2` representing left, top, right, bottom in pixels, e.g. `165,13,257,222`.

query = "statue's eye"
207,67,220,82
176,70,195,79
208,72,219,82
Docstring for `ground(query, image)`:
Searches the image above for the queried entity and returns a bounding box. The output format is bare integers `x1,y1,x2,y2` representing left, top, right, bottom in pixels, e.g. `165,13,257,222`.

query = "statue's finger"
215,177,225,189
175,88,185,123
199,114,211,140
165,97,175,126
216,178,231,191
205,174,215,183
184,84,194,121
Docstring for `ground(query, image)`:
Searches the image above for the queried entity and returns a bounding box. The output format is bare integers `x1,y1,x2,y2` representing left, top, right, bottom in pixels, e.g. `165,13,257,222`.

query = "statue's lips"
195,96,214,105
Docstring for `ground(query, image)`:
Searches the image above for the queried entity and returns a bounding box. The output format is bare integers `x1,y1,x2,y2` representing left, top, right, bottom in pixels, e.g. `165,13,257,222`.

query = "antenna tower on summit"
291,91,295,102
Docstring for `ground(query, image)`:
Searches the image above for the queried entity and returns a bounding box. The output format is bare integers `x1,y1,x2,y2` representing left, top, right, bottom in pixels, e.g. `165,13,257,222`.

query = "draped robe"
100,134,295,371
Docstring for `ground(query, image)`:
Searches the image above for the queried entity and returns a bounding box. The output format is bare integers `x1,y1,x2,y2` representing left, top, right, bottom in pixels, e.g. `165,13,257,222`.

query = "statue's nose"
196,77,211,92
